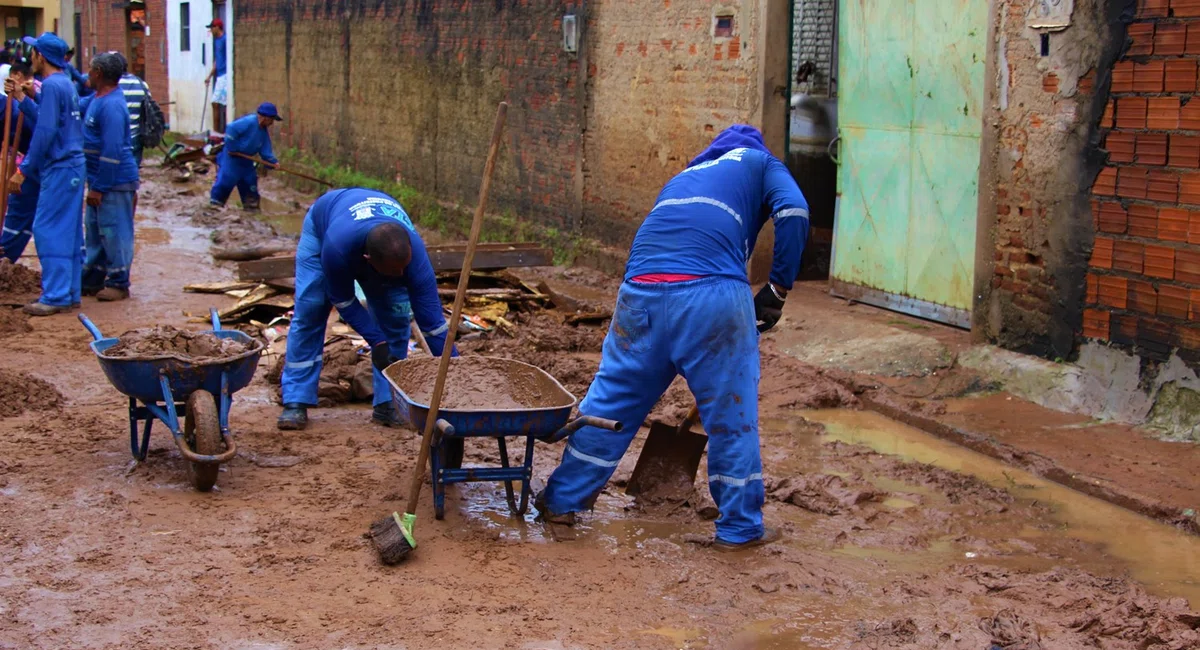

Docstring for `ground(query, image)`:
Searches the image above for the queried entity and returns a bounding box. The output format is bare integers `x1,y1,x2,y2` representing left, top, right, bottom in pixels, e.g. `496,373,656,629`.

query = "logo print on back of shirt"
353,206,374,221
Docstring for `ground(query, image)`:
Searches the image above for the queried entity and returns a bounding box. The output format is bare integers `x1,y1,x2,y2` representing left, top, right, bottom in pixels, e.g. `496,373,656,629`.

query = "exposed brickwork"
1086,1,1200,361
77,0,169,104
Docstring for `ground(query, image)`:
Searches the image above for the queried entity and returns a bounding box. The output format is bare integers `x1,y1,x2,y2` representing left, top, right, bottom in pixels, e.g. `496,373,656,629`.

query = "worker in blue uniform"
79,52,139,302
210,103,281,211
537,125,809,551
0,62,38,262
277,188,456,431
7,33,85,317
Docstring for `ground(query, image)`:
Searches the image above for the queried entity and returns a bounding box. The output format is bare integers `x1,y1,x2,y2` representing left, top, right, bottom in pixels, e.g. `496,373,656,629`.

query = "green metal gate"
831,0,987,328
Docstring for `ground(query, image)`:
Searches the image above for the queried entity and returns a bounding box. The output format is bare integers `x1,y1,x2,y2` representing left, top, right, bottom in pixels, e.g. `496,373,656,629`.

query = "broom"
369,100,509,564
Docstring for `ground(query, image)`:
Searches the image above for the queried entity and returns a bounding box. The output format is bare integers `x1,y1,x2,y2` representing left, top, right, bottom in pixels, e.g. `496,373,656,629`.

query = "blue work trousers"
544,276,765,544
209,151,259,207
281,209,413,407
0,175,39,262
32,163,85,307
82,189,135,291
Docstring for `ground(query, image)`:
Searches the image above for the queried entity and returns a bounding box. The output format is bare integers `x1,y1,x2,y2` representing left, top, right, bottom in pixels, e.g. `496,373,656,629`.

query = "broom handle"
0,96,12,221
404,101,508,516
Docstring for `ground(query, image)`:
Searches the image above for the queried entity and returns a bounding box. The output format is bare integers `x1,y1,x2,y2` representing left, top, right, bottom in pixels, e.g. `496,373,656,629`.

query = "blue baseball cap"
256,102,283,121
22,33,69,69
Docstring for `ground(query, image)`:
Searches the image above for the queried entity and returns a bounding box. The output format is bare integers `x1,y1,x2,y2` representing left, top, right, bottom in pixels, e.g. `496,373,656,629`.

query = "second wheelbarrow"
386,356,620,520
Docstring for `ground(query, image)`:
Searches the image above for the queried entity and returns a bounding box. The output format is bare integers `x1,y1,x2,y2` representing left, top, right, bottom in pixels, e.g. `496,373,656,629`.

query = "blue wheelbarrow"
79,309,265,491
385,356,620,520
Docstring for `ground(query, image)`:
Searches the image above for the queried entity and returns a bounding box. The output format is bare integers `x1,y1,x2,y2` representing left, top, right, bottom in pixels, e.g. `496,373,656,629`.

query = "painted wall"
166,0,233,132
0,0,61,35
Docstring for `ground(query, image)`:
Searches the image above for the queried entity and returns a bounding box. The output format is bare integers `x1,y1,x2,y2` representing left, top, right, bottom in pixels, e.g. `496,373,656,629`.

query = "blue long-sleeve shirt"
624,125,809,290
65,62,93,98
223,113,276,164
311,188,452,351
80,89,139,192
214,35,227,76
18,71,84,180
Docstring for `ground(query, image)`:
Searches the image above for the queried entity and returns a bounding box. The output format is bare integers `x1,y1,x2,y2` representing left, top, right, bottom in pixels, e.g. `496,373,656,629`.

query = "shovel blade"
625,420,708,501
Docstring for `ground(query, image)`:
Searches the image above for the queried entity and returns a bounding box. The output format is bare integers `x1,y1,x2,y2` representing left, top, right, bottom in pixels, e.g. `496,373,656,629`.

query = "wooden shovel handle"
404,101,508,516
677,404,701,435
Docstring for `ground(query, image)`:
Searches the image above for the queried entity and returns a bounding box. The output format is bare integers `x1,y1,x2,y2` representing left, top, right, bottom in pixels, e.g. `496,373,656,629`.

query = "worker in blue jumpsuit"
79,52,139,302
277,188,455,430
537,125,809,551
210,103,281,211
0,62,38,262
8,33,85,317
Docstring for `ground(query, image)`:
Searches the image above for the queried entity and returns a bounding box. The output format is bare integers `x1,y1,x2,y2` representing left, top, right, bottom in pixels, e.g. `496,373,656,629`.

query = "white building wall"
166,0,233,134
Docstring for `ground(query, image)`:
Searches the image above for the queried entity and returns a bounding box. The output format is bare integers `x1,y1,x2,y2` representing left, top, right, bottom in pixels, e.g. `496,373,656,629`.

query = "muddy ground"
0,165,1197,649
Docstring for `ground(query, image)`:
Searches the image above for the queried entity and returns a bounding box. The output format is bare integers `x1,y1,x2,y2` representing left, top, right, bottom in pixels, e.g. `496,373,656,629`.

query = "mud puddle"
253,196,305,234
800,409,1200,605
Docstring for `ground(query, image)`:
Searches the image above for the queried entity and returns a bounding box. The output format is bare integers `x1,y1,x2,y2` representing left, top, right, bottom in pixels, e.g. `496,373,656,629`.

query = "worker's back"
624,125,809,286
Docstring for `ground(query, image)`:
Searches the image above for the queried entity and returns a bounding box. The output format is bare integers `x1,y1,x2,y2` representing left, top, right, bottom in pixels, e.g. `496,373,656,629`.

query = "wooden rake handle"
404,101,509,516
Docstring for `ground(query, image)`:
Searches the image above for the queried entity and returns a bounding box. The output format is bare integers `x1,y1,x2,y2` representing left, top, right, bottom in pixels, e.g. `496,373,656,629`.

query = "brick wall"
77,0,169,102
1085,0,1200,362
581,0,761,244
235,0,585,234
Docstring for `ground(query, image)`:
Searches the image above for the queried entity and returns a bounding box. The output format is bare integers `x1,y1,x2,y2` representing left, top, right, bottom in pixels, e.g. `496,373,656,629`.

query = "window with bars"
180,2,191,51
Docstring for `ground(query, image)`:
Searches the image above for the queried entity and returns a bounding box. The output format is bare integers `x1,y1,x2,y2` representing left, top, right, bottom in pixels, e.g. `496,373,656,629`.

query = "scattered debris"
0,369,62,418
0,259,40,300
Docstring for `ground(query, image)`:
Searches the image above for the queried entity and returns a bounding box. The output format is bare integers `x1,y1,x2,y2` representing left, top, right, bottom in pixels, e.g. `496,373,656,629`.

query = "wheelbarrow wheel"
184,390,222,492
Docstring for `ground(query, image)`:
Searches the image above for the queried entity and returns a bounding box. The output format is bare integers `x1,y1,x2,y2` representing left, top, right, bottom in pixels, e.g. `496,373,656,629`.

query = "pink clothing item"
630,273,706,284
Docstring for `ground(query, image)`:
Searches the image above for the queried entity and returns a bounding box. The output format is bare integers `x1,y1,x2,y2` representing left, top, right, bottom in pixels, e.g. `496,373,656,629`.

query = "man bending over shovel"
277,188,454,430
537,125,809,551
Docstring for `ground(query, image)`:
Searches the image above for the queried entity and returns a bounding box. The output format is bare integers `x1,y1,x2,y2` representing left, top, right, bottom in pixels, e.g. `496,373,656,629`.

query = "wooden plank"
236,245,554,281
237,256,296,281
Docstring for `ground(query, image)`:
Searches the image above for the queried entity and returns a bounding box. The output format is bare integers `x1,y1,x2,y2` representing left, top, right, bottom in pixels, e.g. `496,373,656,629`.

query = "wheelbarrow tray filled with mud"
80,310,264,491
385,356,620,519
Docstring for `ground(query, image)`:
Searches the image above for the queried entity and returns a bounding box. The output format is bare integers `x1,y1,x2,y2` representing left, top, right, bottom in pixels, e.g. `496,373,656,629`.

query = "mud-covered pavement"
1,166,1198,650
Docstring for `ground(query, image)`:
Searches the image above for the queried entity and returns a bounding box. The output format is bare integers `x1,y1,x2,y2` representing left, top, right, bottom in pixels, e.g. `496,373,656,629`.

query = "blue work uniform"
210,113,276,208
0,94,38,262
281,188,454,408
80,88,139,292
18,71,86,308
543,125,810,544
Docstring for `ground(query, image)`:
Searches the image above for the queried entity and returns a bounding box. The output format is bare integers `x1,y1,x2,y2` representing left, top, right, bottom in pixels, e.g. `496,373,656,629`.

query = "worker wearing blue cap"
7,33,85,316
209,102,281,211
537,125,810,551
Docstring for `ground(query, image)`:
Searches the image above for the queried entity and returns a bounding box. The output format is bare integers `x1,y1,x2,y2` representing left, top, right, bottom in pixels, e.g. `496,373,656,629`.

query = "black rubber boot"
534,489,577,526
371,402,404,428
277,404,308,431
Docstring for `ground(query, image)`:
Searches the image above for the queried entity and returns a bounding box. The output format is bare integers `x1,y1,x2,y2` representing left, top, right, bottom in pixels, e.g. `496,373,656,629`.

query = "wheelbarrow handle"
78,313,104,341
210,308,221,331
544,416,622,444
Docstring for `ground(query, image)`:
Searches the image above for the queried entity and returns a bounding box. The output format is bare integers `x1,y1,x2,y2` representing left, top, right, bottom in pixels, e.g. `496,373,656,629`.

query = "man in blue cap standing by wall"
277,188,455,430
537,124,809,551
7,33,85,316
210,102,281,210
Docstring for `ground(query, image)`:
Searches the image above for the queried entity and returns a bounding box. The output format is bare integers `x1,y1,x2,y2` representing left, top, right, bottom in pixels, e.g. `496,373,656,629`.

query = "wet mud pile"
0,259,40,297
393,357,574,410
266,338,374,406
0,307,30,336
0,369,62,418
105,325,254,361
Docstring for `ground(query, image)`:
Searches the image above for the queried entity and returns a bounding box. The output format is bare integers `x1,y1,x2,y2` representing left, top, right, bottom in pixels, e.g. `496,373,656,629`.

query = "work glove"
371,342,397,372
754,283,786,333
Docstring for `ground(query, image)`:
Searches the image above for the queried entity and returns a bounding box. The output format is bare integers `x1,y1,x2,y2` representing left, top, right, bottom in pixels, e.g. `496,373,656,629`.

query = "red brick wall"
234,0,586,233
1087,0,1200,361
77,0,169,103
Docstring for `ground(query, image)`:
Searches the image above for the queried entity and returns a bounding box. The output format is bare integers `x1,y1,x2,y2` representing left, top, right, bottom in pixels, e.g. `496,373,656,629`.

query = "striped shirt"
118,74,148,139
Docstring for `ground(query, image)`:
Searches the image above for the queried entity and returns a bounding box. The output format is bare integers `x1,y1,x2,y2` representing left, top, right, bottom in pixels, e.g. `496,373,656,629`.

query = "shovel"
625,404,706,501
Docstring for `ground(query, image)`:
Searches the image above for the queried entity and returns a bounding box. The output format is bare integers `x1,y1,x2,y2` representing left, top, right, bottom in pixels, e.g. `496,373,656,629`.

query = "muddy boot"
96,287,130,302
534,489,577,526
371,402,404,428
82,286,102,297
242,195,261,211
712,526,782,553
277,404,308,431
22,301,71,317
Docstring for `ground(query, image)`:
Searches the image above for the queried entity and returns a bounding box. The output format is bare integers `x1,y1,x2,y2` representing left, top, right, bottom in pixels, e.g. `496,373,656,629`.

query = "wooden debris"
564,311,612,326
183,281,259,294
211,244,293,261
235,242,553,281
236,255,295,281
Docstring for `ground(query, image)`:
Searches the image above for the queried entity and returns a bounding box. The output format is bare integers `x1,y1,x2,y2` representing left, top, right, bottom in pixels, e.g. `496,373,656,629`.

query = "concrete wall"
580,0,762,244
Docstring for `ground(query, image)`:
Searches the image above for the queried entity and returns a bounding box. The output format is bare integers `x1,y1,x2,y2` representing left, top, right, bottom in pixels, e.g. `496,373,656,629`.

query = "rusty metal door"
830,0,986,327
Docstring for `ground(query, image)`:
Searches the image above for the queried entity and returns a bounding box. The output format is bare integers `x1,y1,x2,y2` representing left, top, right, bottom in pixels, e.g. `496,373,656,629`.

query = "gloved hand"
754,283,786,333
371,342,397,372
